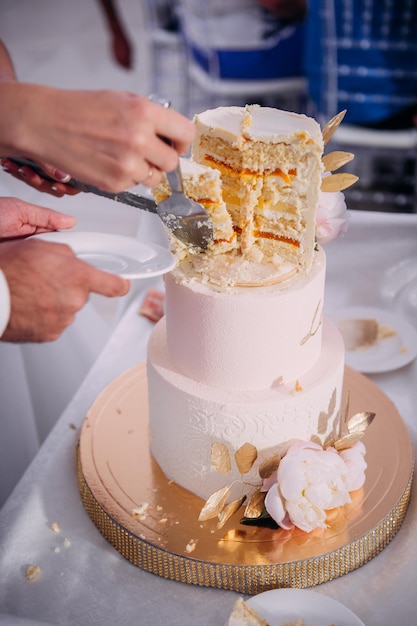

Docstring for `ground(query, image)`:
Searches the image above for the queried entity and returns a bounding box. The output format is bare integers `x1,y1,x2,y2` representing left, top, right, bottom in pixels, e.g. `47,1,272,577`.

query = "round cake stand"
77,363,413,594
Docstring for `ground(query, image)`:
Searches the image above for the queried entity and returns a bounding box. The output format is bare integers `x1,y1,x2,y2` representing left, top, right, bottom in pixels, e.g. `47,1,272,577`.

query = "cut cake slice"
192,104,324,271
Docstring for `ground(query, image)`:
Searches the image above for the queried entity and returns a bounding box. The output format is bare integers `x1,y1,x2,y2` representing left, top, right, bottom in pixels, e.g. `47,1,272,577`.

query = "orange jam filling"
205,156,296,183
233,225,299,247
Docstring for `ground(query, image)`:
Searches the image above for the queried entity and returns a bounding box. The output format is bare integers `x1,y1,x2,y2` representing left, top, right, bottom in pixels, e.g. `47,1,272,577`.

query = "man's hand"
0,238,130,342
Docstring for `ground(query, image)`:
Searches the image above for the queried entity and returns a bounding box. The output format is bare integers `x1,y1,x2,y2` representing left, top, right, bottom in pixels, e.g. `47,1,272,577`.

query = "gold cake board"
77,363,413,594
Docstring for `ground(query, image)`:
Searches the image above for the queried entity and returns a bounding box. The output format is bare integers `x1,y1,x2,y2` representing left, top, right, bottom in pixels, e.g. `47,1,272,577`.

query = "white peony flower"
315,188,350,245
264,441,354,533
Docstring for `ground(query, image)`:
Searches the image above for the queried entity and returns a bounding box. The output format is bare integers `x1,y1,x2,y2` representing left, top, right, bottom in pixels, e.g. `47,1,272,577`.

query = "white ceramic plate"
35,231,176,279
247,589,365,626
330,306,417,374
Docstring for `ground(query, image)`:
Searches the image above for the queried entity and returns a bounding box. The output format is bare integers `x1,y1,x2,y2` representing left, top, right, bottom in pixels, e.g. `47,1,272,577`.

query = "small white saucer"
34,231,176,279
330,306,417,374
247,588,364,626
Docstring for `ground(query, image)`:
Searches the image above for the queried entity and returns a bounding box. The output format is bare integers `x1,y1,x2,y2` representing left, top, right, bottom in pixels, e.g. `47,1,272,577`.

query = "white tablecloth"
0,211,416,625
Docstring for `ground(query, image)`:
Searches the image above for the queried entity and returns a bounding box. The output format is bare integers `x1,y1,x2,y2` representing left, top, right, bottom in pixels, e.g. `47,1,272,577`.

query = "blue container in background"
304,0,417,127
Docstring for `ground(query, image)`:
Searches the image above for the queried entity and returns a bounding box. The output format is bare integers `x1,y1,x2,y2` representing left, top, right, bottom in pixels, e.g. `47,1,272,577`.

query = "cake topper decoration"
321,109,347,145
320,110,359,193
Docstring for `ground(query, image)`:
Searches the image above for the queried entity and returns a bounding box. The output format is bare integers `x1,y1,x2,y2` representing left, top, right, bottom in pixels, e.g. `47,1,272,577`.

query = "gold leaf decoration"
321,172,359,192
339,391,350,437
211,442,231,475
259,455,281,479
300,301,322,345
235,443,258,475
217,496,246,529
334,432,364,451
322,150,354,172
317,388,337,435
322,110,347,145
347,411,376,434
311,434,323,446
198,485,230,521
244,489,266,519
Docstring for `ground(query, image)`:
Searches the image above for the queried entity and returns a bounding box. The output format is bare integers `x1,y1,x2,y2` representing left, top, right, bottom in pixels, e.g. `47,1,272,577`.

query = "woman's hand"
0,84,196,193
1,157,80,198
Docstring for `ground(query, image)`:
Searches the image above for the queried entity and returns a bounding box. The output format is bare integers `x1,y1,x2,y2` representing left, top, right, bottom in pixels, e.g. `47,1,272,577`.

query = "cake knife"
6,156,213,251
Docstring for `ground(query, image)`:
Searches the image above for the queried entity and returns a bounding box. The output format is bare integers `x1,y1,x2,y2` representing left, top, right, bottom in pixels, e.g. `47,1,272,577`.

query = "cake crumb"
294,380,303,392
25,565,41,582
139,288,165,322
50,521,61,534
62,538,71,548
132,502,149,518
185,539,198,553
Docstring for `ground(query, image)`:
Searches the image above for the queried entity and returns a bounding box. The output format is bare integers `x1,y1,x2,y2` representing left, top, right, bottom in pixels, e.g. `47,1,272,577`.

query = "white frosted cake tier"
164,247,326,391
147,316,345,501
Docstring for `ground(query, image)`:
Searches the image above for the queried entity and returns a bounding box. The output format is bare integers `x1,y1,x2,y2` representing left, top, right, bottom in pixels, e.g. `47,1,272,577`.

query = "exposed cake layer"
165,247,326,391
192,105,324,270
148,316,345,501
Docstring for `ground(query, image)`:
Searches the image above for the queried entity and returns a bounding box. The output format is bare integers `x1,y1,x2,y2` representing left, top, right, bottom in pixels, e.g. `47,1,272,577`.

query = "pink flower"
263,441,364,533
315,188,350,245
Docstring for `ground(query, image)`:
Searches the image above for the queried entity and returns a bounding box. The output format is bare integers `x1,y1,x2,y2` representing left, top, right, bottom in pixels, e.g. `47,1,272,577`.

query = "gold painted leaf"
211,442,231,475
311,434,323,446
347,411,376,434
334,432,364,451
322,110,347,145
198,485,230,521
339,392,351,438
217,496,246,529
258,455,281,479
244,489,266,519
321,173,359,192
235,443,258,475
317,388,337,435
323,436,335,449
322,150,354,172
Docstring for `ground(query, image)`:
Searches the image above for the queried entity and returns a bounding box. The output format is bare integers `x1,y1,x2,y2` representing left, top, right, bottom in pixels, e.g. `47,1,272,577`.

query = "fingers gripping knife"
6,102,213,252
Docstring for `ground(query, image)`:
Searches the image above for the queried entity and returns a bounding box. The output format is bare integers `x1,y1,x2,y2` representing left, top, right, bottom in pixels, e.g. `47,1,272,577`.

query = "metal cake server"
6,155,213,252
156,157,213,252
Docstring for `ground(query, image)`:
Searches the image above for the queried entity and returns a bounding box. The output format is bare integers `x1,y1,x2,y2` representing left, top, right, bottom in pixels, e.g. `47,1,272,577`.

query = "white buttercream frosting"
165,247,326,390
193,104,322,144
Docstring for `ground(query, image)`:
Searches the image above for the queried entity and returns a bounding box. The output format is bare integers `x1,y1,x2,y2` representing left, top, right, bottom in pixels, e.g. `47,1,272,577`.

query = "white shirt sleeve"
0,269,11,338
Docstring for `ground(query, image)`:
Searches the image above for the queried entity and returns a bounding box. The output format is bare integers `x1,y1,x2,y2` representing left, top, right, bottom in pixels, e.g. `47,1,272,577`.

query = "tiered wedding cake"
148,105,365,533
